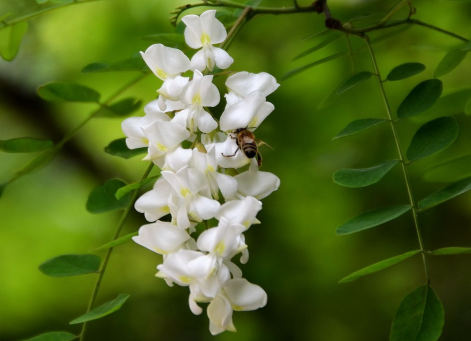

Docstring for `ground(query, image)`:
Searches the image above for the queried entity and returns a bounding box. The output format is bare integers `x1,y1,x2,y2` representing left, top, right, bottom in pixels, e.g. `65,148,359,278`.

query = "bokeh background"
1,0,471,340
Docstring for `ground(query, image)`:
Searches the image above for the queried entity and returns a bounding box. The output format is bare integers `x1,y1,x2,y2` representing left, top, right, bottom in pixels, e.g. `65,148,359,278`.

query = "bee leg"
256,152,262,167
222,147,240,158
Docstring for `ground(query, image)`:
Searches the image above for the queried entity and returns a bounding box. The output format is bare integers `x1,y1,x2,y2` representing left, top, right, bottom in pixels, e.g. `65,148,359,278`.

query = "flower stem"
79,162,154,341
219,6,252,51
363,35,430,281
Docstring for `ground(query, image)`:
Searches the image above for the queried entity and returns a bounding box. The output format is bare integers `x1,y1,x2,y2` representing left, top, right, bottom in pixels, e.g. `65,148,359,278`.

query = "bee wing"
256,140,274,150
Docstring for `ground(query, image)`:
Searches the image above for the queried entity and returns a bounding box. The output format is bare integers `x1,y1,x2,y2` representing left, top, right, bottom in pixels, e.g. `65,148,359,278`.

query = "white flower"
132,221,191,255
162,166,221,229
121,100,170,150
214,134,251,169
140,44,190,111
141,120,190,165
219,91,274,132
173,70,219,133
182,10,234,71
208,279,267,335
235,159,280,199
190,146,238,200
197,218,246,259
225,72,280,107
134,177,173,222
216,196,262,229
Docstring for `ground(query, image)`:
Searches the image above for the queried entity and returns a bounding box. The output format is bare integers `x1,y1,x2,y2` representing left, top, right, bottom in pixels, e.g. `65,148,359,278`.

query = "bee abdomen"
242,144,257,158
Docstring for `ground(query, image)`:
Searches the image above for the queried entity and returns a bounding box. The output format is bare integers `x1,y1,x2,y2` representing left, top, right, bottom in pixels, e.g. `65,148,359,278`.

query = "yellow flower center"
200,33,211,45
156,68,168,80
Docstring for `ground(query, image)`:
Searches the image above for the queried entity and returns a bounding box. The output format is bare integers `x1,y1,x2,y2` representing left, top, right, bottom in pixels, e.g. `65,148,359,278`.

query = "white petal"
213,172,238,199
235,160,280,199
132,221,190,254
143,120,190,154
224,278,267,311
190,49,207,72
189,292,203,315
143,99,170,118
158,76,189,100
201,10,227,44
162,146,192,172
248,101,274,128
199,74,220,107
140,44,190,79
134,179,172,222
182,15,204,49
219,91,266,132
216,196,262,227
226,72,280,98
208,295,236,335
213,47,234,70
194,194,220,220
197,108,218,133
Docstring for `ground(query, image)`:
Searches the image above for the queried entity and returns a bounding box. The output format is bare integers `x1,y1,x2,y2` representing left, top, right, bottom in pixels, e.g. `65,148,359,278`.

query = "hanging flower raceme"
121,9,280,335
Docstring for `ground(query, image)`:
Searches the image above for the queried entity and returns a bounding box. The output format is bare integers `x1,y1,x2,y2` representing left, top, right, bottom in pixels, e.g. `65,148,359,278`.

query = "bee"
222,127,270,166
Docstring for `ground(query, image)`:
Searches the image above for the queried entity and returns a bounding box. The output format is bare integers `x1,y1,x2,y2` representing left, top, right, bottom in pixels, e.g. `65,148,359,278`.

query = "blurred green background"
1,0,471,340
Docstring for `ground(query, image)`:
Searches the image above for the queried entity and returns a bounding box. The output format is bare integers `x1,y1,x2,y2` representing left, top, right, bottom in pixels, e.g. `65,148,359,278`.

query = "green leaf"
282,52,347,80
387,63,426,81
302,29,332,42
90,232,138,252
419,176,471,210
37,82,100,102
115,176,159,200
70,293,130,324
104,138,147,159
0,21,27,61
86,179,132,213
336,205,412,235
81,56,146,73
233,0,262,17
293,34,343,61
340,250,420,283
39,254,100,277
0,183,6,198
336,72,373,95
333,118,387,139
434,49,467,78
428,247,471,256
424,155,471,183
390,285,444,341
397,79,443,119
334,160,399,188
23,331,76,341
95,98,142,118
407,116,459,162
0,138,53,153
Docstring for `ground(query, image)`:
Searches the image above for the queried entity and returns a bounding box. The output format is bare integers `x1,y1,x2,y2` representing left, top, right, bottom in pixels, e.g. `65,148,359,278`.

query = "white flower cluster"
122,10,280,335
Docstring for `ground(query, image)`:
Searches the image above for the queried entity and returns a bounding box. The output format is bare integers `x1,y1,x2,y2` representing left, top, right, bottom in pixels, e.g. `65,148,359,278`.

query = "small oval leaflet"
105,138,147,159
86,179,132,213
336,71,373,95
407,116,459,162
336,205,412,235
434,49,467,78
428,247,471,256
23,331,76,341
397,79,443,119
37,82,100,102
81,56,146,73
390,285,444,341
70,293,130,324
419,176,471,210
333,118,387,139
387,62,426,81
293,34,343,61
340,250,420,283
0,138,54,153
333,160,399,188
0,21,28,61
39,254,100,277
